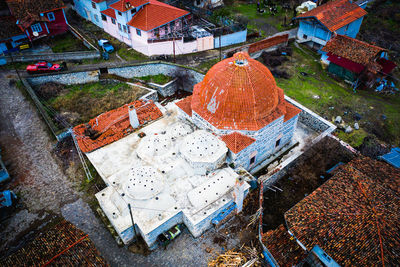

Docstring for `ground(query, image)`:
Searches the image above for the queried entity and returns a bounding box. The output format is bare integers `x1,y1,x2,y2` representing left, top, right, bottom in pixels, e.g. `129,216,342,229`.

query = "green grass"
47,82,147,124
117,47,148,61
276,44,400,147
136,74,172,85
197,58,220,73
219,3,294,36
49,32,89,53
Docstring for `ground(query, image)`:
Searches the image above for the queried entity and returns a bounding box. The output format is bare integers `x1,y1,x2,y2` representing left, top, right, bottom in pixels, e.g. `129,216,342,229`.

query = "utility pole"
128,203,137,241
219,27,222,61
173,35,176,63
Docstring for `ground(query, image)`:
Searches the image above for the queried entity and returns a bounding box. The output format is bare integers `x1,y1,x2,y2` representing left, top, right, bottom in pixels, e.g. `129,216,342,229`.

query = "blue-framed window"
47,12,55,21
136,29,141,36
31,23,42,33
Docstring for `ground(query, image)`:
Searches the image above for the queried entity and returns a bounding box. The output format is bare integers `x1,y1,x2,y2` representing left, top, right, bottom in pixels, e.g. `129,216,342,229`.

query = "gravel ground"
0,71,244,266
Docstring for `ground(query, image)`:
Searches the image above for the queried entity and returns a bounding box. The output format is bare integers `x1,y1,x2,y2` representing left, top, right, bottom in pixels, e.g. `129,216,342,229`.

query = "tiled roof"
175,95,192,116
101,8,116,19
73,100,162,153
262,224,308,266
0,219,108,266
296,0,367,32
191,52,290,131
284,101,301,122
220,132,256,154
323,34,385,66
110,0,148,13
127,0,189,31
0,16,24,39
6,0,65,29
285,157,400,266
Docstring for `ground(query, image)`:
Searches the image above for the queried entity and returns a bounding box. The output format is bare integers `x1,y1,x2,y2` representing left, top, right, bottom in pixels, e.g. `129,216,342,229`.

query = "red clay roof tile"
296,0,367,32
110,0,148,13
127,0,189,31
101,8,116,19
284,157,400,266
284,101,301,122
175,95,192,116
73,100,162,153
190,52,297,131
220,132,256,154
323,34,385,66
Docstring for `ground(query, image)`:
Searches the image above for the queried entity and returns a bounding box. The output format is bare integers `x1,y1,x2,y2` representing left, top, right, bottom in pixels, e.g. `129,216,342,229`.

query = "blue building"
72,0,117,28
294,0,367,50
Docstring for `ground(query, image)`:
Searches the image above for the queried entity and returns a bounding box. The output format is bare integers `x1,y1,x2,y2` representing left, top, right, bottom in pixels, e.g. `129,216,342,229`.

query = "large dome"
191,52,286,131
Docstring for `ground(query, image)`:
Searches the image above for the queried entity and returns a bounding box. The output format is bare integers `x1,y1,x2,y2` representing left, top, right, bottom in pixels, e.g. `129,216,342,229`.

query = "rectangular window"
131,8,136,15
170,20,175,29
275,138,281,147
47,12,55,21
136,29,141,36
111,18,116,24
154,28,159,36
303,34,308,39
92,2,96,9
94,14,99,22
118,11,122,16
127,26,130,33
250,156,255,165
31,23,42,33
118,23,122,31
123,25,127,33
101,14,106,21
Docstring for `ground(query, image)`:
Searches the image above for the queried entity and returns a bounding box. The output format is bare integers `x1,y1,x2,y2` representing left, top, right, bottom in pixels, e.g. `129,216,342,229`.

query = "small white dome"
137,133,172,161
123,166,164,199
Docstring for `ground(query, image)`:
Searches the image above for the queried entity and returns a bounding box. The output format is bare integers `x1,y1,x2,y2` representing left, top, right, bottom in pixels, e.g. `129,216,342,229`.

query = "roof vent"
125,0,132,9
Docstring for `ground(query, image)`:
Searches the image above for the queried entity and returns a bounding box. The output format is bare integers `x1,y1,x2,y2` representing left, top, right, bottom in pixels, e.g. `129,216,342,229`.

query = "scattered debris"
354,122,359,130
345,126,353,133
334,116,342,124
312,95,320,99
353,112,362,121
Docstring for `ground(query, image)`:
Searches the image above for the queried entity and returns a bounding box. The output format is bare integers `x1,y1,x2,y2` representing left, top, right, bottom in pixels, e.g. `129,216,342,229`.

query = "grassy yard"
275,44,400,147
117,47,148,61
48,32,89,53
216,2,294,36
43,82,147,125
136,74,173,85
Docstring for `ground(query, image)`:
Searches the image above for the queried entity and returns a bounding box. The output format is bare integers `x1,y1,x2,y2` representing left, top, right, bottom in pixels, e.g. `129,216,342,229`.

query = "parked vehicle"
26,61,63,74
98,39,114,53
0,149,10,183
158,224,184,247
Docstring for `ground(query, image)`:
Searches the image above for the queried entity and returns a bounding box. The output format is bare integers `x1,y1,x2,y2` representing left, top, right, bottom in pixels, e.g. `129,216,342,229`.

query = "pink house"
100,0,214,56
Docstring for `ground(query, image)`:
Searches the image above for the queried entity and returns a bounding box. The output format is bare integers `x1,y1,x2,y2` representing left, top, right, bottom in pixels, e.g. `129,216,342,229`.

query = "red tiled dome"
191,52,286,131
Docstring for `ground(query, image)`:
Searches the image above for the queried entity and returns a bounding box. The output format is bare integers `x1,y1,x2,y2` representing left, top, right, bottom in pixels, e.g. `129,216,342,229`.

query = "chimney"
129,105,140,129
125,0,131,9
233,176,245,214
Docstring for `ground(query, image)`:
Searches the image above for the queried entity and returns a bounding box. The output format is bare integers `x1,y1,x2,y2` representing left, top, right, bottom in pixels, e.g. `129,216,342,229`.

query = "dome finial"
233,52,249,67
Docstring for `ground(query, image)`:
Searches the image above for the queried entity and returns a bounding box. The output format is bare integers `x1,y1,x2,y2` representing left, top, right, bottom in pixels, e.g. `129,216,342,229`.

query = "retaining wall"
4,51,100,63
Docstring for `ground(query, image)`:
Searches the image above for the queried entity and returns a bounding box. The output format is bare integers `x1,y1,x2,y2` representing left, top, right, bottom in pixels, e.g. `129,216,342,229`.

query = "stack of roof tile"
73,100,162,153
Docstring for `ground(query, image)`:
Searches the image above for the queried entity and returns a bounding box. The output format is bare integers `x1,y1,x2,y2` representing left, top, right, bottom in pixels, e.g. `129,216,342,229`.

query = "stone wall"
5,51,100,63
148,78,178,97
26,62,205,92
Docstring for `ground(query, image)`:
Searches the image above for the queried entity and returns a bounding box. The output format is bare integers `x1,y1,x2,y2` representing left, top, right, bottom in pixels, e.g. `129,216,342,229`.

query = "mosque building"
73,52,306,249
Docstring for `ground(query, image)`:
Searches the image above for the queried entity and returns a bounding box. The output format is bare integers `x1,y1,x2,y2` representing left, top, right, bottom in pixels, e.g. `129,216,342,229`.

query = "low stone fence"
4,51,100,63
26,62,204,92
148,78,178,97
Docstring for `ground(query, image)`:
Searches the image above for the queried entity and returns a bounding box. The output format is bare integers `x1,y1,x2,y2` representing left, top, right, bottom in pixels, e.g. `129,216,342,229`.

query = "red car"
26,61,63,74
